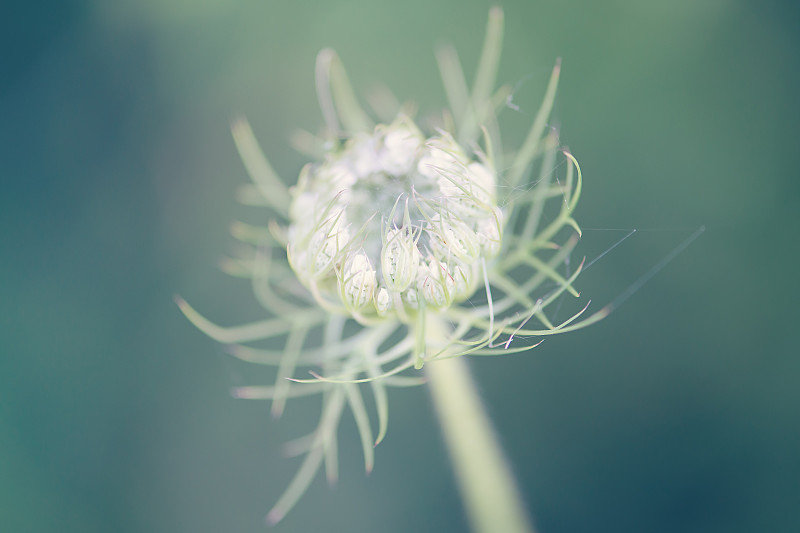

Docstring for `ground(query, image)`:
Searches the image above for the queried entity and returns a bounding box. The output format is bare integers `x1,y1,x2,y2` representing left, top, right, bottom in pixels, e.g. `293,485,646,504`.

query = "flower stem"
425,315,536,533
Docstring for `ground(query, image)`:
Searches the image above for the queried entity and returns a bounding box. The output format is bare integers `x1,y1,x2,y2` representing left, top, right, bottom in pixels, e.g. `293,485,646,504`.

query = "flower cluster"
287,116,502,322
177,7,606,525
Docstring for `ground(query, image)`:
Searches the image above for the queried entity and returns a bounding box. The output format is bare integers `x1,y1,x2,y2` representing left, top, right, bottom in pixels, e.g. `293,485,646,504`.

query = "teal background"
1,1,798,532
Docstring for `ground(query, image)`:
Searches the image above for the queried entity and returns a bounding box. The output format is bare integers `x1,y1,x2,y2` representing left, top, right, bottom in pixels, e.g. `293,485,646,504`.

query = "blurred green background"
1,1,798,532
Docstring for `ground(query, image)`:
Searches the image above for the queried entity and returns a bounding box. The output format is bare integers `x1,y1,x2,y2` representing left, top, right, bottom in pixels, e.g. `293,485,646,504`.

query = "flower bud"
476,208,503,258
347,134,381,177
381,228,421,292
417,132,469,183
380,118,424,176
340,252,377,310
308,209,350,276
376,287,392,316
466,162,496,205
428,214,481,263
451,262,477,300
418,259,456,308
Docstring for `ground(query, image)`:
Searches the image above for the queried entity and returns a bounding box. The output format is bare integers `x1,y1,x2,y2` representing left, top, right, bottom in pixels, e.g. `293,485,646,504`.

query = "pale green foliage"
177,6,607,524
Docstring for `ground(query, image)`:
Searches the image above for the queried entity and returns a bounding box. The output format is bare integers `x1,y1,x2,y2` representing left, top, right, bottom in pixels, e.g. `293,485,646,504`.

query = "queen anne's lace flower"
177,7,608,525
287,116,500,321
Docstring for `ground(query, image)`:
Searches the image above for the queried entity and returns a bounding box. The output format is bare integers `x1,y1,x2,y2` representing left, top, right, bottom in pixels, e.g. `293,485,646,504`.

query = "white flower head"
284,109,501,321
178,8,604,525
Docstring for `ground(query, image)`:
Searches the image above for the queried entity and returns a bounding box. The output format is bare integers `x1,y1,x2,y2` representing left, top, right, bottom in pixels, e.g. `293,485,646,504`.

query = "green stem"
425,315,536,533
